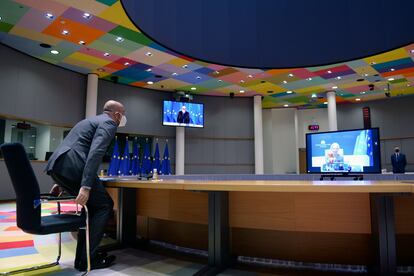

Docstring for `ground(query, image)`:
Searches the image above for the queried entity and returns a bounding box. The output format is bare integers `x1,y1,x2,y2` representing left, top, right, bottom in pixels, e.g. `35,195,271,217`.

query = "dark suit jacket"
45,113,117,188
177,111,190,124
391,153,407,173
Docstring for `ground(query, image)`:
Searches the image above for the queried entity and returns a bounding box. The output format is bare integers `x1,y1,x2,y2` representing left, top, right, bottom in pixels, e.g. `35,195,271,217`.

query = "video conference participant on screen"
177,105,190,124
323,142,346,171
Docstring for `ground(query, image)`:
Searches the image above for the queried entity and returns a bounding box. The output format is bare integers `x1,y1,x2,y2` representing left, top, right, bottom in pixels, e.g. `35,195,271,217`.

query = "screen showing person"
306,128,381,173
177,105,190,124
162,100,204,128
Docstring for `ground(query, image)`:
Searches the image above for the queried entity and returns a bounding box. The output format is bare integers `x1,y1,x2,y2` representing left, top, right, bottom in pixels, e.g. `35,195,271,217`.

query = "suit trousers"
50,172,114,265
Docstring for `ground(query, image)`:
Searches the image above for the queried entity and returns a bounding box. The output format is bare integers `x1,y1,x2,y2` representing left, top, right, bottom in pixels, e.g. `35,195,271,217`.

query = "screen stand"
319,173,364,181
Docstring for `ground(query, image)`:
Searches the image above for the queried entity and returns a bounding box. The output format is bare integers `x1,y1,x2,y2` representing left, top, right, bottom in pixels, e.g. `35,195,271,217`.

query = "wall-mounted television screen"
306,128,381,174
163,100,204,128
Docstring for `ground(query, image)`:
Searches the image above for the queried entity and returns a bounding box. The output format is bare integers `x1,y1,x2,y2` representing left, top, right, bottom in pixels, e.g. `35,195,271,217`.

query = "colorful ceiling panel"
0,0,413,109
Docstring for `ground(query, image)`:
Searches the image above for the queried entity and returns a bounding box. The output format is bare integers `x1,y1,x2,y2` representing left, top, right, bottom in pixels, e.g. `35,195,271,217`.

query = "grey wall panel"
0,44,86,126
0,161,54,201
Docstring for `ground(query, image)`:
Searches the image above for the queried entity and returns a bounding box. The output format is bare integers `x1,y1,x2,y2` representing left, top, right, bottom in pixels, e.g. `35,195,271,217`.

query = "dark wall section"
0,44,86,126
337,96,414,172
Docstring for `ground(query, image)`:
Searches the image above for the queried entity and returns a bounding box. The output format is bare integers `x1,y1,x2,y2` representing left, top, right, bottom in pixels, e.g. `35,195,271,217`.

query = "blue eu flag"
131,137,140,175
161,141,171,175
152,140,161,173
119,137,131,176
141,139,152,175
108,136,120,176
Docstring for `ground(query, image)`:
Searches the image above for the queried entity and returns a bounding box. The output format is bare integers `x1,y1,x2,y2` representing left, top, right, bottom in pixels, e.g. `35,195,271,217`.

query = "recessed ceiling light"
332,86,338,89
83,12,92,19
286,90,293,94
407,84,411,87
196,76,201,79
146,52,153,57
410,49,414,54
78,40,85,45
191,87,197,90
364,73,369,77
390,68,395,71
361,91,366,94
218,79,223,82
50,50,59,55
327,70,332,74
147,81,154,85
324,102,328,105
124,62,130,66
239,90,245,93
172,72,178,76
0,16,2,21
182,64,188,68
115,36,124,42
355,98,361,101
311,93,317,98
248,74,253,78
240,80,245,83
284,104,289,107
214,71,220,74
97,68,105,72
288,73,294,77
61,30,69,35
282,80,287,84
336,76,341,80
146,68,152,72
103,52,110,57
370,62,376,65
388,78,395,81
307,77,312,81
45,12,54,19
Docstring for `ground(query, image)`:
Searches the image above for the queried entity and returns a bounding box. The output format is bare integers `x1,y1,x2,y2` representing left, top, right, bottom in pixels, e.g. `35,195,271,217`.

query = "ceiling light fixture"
182,64,188,68
240,80,245,83
286,90,293,94
147,81,154,85
311,93,317,98
361,91,366,94
97,68,105,72
324,102,328,105
390,68,395,71
239,90,245,93
370,62,376,65
410,49,414,54
218,79,223,82
146,52,153,57
103,52,110,57
0,16,2,21
248,74,253,78
327,70,332,74
214,71,220,74
307,77,312,81
61,30,69,35
83,12,92,19
388,78,395,81
284,104,289,107
196,76,201,79
115,36,124,42
78,40,85,45
45,13,54,19
288,73,294,77
336,76,341,80
124,62,130,66
50,50,59,55
191,87,197,90
355,98,361,101
146,68,152,72
172,72,178,76
282,80,287,84
332,86,338,89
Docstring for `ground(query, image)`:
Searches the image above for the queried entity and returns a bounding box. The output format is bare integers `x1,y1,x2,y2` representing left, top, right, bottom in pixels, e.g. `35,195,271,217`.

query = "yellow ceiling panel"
65,52,111,67
98,1,138,31
9,26,61,46
364,48,409,64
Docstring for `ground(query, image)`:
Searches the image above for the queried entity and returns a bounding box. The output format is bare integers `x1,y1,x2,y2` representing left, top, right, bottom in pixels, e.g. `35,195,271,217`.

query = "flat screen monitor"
163,100,204,128
306,128,381,174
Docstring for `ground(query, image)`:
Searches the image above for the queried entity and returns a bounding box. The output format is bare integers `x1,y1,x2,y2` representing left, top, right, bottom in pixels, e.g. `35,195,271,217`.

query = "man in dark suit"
176,105,190,124
46,100,126,271
391,146,407,173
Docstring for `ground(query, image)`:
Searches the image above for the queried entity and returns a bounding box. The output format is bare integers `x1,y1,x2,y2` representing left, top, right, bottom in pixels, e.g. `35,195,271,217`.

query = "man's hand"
75,187,90,206
50,184,62,196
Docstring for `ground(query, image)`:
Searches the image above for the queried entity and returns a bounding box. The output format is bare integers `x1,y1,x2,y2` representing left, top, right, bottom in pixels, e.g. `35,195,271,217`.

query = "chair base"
0,261,59,275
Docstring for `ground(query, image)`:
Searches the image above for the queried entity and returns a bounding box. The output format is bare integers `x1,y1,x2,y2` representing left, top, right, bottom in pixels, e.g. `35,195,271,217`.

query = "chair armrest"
40,196,76,203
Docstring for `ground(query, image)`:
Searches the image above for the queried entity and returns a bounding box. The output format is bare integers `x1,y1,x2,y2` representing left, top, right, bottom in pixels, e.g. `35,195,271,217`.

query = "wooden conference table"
104,178,414,276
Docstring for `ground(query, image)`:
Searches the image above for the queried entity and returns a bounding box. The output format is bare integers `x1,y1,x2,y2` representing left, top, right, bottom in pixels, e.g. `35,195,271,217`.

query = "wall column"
327,91,338,131
86,73,98,118
254,95,264,174
175,127,185,175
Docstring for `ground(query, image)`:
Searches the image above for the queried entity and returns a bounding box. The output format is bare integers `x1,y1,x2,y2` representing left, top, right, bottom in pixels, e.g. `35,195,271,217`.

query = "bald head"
103,100,125,126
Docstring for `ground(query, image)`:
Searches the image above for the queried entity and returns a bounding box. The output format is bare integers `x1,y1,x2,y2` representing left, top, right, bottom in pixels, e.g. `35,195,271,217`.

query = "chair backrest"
0,143,41,232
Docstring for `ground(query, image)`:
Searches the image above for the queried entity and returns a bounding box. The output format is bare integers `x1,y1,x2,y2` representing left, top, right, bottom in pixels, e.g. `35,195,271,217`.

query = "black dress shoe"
74,251,108,269
77,255,116,271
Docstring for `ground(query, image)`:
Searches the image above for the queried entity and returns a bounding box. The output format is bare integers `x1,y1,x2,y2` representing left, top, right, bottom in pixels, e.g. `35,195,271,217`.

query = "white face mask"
119,115,127,127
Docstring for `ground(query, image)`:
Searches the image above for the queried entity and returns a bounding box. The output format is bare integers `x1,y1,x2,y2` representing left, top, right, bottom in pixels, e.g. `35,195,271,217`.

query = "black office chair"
0,143,91,275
